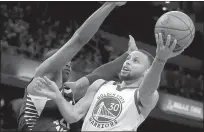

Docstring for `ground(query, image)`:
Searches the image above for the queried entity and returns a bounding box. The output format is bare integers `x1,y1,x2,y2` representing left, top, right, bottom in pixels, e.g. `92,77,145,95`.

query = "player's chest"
92,85,135,113
87,86,136,127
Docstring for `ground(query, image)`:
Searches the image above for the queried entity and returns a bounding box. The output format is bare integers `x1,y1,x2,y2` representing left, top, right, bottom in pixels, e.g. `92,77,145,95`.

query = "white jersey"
82,81,145,131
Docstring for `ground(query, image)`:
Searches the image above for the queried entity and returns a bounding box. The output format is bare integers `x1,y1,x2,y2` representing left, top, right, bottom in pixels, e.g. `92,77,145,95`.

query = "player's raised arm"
33,77,106,123
35,2,126,79
64,35,138,100
138,33,184,107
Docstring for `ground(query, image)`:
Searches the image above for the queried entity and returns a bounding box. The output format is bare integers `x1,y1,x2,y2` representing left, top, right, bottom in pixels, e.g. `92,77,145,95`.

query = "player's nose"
125,61,131,66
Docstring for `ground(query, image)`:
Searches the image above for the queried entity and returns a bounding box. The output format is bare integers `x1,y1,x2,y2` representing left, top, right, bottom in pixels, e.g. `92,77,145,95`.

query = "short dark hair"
138,49,154,66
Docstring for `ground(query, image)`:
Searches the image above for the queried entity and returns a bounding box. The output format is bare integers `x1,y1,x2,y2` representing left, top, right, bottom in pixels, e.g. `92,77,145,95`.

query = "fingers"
35,80,44,90
127,34,138,52
38,77,48,86
43,76,59,92
155,33,163,48
33,86,49,97
34,77,49,90
33,80,53,98
129,35,134,42
158,33,164,47
166,35,171,47
43,76,53,86
155,34,159,44
156,33,177,52
34,85,43,93
34,77,51,91
33,80,45,94
31,77,57,99
128,35,136,45
170,39,177,51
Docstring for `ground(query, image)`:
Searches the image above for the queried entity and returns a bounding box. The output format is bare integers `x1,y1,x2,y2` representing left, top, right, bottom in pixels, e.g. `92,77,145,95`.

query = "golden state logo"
88,93,125,128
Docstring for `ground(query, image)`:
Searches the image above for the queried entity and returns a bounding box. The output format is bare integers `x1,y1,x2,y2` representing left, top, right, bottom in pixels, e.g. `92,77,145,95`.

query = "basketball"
155,11,195,52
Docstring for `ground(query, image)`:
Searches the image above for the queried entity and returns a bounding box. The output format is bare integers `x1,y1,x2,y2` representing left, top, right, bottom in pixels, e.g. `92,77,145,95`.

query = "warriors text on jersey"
82,81,145,131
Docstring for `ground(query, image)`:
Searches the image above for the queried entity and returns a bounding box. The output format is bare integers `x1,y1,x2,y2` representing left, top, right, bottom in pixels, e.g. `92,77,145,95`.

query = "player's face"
62,61,72,82
119,51,150,81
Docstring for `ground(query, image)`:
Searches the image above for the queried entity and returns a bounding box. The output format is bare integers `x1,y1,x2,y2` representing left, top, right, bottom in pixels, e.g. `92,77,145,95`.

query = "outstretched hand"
155,33,184,62
33,76,61,100
127,35,138,54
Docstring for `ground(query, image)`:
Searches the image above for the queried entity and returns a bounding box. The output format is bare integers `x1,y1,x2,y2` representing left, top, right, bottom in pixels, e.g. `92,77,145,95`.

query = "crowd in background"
0,2,203,102
160,66,203,101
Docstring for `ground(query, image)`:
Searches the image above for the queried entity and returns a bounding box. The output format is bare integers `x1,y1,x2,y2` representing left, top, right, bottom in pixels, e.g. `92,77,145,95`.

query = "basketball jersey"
82,81,145,131
18,79,74,131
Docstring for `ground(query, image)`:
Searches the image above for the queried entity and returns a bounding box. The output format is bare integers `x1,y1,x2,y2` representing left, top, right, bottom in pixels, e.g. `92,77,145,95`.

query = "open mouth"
64,69,71,73
122,66,130,71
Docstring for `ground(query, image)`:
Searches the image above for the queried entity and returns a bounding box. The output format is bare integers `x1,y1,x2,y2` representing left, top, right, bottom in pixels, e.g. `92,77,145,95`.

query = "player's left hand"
155,33,184,62
33,76,61,100
127,35,138,54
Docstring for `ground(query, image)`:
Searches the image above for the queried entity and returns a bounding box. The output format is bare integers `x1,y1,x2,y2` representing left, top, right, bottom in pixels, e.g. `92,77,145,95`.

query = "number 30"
108,103,119,111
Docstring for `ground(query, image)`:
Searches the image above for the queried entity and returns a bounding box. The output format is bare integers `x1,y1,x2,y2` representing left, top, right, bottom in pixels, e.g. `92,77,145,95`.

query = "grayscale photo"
0,1,203,132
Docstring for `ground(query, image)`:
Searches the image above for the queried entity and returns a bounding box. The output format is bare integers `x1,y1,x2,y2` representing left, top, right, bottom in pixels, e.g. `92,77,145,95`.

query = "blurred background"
0,1,203,132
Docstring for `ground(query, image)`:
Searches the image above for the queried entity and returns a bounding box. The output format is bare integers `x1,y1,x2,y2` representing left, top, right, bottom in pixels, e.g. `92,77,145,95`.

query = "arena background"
0,1,203,132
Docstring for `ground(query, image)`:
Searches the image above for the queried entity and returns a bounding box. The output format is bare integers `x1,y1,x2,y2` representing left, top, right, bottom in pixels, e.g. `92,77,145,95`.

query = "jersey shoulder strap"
98,80,108,88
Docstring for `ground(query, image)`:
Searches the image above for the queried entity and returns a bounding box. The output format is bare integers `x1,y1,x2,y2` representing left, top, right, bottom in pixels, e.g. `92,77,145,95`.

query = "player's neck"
121,77,142,88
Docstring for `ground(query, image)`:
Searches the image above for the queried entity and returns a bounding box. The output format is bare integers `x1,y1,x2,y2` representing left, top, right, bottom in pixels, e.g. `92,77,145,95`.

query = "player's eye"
126,56,131,60
133,58,139,63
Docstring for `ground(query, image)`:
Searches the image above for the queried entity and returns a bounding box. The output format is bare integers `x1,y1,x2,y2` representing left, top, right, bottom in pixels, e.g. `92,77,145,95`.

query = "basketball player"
33,33,185,131
18,51,74,132
18,2,127,131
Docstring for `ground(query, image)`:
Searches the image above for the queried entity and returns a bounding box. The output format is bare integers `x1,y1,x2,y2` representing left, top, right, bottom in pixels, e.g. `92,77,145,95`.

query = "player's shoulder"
93,79,115,87
92,79,106,86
